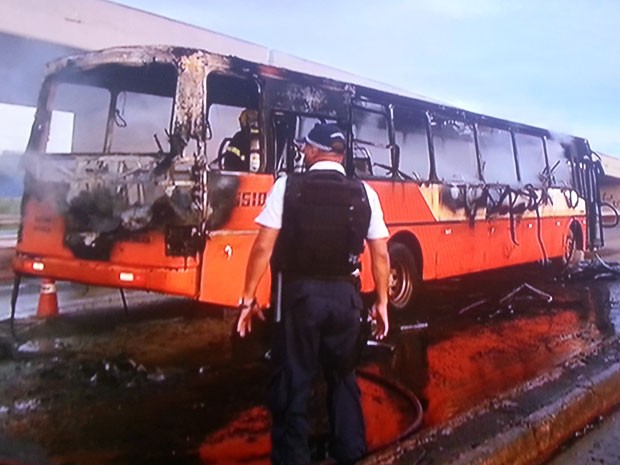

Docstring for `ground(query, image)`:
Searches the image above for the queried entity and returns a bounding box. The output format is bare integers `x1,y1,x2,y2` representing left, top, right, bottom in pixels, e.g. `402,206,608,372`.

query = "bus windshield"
45,63,177,155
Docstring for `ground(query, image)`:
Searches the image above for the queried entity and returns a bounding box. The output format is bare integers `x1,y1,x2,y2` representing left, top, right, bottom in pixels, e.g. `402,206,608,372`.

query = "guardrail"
0,215,18,249
0,215,19,227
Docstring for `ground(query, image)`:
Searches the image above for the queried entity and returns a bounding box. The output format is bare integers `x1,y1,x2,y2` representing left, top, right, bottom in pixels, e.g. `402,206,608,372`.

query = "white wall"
0,0,268,61
0,0,419,100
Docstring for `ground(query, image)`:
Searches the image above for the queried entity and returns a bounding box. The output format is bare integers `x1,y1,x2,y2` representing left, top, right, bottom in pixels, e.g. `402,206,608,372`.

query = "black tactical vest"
273,170,371,278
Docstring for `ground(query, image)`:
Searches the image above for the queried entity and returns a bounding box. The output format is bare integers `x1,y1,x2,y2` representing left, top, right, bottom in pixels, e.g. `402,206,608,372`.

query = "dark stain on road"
0,262,617,464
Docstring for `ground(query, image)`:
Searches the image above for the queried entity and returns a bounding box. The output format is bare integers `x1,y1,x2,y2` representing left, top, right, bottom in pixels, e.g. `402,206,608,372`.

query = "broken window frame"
392,105,432,182
429,112,482,185
204,70,263,172
476,123,519,185
35,63,179,157
512,131,550,186
350,99,407,180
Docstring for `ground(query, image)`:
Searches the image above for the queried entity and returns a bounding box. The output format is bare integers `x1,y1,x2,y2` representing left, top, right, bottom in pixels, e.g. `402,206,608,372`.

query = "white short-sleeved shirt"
255,161,389,240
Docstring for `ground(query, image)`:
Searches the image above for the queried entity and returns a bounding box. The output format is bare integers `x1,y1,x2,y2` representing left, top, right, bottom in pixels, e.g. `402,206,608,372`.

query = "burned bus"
12,46,603,311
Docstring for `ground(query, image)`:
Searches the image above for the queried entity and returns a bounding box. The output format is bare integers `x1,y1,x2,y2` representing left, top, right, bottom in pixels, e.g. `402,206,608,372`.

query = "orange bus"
12,46,603,312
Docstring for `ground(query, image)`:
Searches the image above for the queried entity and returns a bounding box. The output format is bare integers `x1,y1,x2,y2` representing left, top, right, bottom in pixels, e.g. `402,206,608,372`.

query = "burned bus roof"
45,45,204,74
44,45,589,148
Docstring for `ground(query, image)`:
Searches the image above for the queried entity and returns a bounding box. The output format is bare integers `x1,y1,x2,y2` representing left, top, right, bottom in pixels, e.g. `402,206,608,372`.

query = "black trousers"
268,278,367,465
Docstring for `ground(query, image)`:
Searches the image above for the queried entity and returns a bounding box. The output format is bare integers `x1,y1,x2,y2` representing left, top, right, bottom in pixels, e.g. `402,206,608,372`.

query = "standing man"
237,122,390,465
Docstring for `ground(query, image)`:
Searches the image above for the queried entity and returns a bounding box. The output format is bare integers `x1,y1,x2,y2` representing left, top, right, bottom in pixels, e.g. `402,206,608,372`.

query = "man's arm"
367,237,390,340
237,226,280,337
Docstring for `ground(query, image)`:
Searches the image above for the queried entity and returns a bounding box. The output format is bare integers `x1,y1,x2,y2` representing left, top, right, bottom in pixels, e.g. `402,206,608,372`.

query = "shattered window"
109,92,173,153
477,125,518,185
206,104,245,167
291,115,339,174
47,63,177,155
393,107,430,181
49,83,110,153
352,107,391,178
432,117,479,183
545,137,573,186
206,73,260,172
514,133,547,185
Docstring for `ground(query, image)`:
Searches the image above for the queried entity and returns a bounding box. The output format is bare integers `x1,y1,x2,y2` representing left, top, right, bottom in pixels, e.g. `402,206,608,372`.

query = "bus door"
198,72,274,306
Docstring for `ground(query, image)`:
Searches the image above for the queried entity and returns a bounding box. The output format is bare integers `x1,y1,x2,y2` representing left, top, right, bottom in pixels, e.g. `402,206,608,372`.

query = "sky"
112,0,620,156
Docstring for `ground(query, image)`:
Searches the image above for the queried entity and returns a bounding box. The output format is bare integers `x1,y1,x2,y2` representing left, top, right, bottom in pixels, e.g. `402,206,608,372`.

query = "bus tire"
563,227,576,265
388,242,420,311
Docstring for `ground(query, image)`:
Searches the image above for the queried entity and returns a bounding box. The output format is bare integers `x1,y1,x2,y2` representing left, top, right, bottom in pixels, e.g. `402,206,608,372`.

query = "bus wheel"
563,228,576,265
388,242,420,310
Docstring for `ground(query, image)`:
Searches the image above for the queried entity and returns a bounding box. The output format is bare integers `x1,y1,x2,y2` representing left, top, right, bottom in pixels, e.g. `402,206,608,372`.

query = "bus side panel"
198,173,274,307
393,216,584,282
218,174,275,230
366,181,437,223
198,233,271,307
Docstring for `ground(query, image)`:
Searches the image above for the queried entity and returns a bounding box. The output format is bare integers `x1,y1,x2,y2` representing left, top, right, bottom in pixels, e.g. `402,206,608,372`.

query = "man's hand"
370,301,389,340
367,238,389,340
236,300,265,338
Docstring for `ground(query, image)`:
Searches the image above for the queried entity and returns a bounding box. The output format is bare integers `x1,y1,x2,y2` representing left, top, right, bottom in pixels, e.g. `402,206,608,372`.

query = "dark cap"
295,123,346,154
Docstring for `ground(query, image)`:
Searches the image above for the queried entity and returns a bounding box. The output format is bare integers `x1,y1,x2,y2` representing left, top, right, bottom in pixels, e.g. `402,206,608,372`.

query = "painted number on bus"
237,192,267,207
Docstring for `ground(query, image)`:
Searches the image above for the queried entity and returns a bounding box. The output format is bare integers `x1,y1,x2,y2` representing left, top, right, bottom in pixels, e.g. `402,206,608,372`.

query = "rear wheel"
563,228,576,265
388,242,420,310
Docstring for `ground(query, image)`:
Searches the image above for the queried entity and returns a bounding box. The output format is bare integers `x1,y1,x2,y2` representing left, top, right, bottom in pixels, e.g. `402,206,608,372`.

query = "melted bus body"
13,46,602,310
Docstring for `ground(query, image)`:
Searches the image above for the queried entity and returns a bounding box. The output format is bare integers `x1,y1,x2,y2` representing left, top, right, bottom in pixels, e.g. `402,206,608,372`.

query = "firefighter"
222,108,260,171
237,122,390,465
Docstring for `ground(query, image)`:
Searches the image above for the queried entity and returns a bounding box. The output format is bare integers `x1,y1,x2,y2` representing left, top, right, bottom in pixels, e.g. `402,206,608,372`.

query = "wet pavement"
1,227,620,463
0,256,619,464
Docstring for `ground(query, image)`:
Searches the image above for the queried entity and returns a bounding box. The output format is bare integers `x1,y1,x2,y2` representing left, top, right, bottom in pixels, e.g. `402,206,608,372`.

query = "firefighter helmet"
239,109,259,130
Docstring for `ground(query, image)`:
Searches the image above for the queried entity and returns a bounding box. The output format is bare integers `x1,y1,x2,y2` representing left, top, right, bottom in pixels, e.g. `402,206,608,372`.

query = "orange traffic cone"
37,278,59,317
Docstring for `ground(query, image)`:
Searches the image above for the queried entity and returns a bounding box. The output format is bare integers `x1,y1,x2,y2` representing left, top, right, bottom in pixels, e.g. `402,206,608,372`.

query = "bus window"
545,137,573,186
109,91,174,153
297,116,331,141
206,104,245,166
273,113,340,175
432,117,479,183
352,106,391,178
514,133,547,185
272,112,296,175
206,73,260,171
49,83,110,153
393,106,430,181
477,125,518,185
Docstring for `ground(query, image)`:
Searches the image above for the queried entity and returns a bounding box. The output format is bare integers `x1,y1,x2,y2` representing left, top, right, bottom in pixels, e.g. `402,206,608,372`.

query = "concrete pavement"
545,405,620,464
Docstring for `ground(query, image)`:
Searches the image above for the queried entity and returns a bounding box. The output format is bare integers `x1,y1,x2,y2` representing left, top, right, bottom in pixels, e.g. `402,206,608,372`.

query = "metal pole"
275,272,282,323
10,274,21,336
119,288,129,315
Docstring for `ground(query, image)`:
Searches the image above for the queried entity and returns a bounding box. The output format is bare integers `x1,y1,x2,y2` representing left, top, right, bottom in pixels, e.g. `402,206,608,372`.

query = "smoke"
0,33,80,200
0,32,79,106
